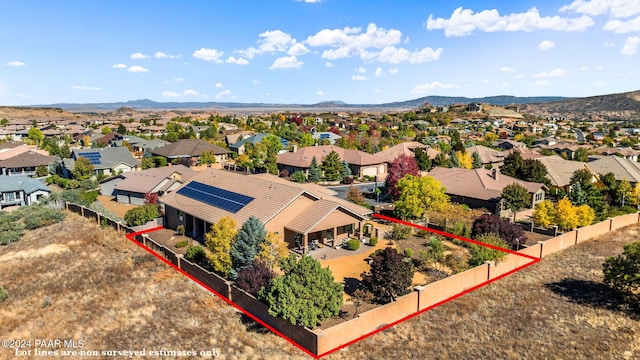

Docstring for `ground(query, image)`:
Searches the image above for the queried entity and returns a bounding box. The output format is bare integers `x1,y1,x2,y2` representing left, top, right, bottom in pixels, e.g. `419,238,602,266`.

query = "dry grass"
2,213,639,360
0,214,303,360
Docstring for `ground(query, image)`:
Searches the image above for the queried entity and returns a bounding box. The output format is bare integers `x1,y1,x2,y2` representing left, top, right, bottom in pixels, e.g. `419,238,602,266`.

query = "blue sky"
1,0,639,106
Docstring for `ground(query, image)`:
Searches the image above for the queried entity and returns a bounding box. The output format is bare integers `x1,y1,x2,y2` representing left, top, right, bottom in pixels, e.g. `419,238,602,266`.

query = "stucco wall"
540,230,577,257
265,195,315,238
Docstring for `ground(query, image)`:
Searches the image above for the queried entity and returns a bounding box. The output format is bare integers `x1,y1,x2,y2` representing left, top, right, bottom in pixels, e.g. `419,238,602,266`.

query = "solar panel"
176,181,253,213
79,151,102,165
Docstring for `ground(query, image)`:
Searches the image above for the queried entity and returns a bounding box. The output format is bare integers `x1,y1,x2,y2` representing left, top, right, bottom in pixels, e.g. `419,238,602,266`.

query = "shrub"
389,224,412,241
415,229,430,238
404,248,413,258
35,165,49,177
184,245,208,266
0,286,7,303
80,190,99,204
176,225,185,236
279,169,289,178
175,240,188,248
468,233,509,266
235,260,275,295
124,204,159,226
291,171,307,183
347,239,360,251
21,205,66,230
342,176,354,184
67,179,80,189
369,237,378,246
603,241,640,294
471,214,526,250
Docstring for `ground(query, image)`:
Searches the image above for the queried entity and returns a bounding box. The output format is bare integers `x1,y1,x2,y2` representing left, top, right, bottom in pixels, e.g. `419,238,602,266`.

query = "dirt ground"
96,195,138,219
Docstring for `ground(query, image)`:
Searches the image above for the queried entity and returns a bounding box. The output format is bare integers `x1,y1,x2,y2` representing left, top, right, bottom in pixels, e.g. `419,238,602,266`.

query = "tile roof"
160,169,371,230
152,139,231,158
536,155,591,187
0,175,50,194
0,141,27,151
114,165,198,194
0,146,49,161
428,167,544,201
587,156,640,183
277,145,384,168
73,147,141,170
466,145,506,164
286,199,340,234
0,150,53,168
229,133,288,149
374,141,440,164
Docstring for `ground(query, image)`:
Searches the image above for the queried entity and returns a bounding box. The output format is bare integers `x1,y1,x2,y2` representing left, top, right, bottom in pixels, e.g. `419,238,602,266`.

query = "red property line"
124,213,540,359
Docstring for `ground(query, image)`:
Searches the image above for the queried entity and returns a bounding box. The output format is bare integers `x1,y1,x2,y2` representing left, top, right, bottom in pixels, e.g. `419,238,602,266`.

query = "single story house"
0,175,51,209
536,155,594,192
374,141,440,165
587,156,640,185
100,165,198,205
312,132,342,145
63,147,140,179
160,169,372,254
277,145,387,179
228,133,288,155
0,150,53,177
152,139,231,165
428,167,546,216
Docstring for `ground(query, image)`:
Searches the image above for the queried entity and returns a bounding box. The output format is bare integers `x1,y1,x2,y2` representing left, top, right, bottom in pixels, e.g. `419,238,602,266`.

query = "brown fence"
64,201,640,356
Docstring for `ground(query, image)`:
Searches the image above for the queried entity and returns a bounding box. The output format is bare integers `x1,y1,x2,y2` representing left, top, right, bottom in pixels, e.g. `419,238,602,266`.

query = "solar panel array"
176,181,254,213
79,152,102,165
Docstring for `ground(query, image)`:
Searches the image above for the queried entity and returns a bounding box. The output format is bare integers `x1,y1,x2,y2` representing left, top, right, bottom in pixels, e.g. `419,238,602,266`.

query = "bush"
184,245,208,266
369,237,378,246
415,229,430,238
175,240,188,248
342,176,354,184
80,190,99,205
603,241,640,294
235,260,275,296
67,179,80,189
20,205,66,230
389,224,412,241
471,214,526,250
291,171,307,183
176,225,185,236
279,169,289,178
347,239,360,251
468,233,509,266
124,204,159,226
404,248,413,258
0,286,7,303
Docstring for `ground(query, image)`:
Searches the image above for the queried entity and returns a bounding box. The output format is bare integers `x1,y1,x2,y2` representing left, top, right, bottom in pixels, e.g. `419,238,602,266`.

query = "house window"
3,192,15,202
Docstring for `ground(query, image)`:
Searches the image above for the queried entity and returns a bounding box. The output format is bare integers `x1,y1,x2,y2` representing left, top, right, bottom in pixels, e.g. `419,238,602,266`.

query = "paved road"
327,182,390,207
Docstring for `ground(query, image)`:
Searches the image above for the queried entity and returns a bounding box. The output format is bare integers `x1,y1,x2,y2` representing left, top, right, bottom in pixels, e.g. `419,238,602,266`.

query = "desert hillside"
522,90,640,121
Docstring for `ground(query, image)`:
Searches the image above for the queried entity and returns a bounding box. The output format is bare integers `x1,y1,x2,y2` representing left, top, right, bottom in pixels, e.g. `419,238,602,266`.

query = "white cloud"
297,0,322,3
155,51,180,59
316,90,325,95
375,67,384,77
516,74,525,79
6,61,26,67
112,63,127,69
411,81,458,94
174,77,184,83
193,48,224,63
595,65,604,70
216,89,232,99
500,66,515,72
127,65,149,73
130,52,149,59
269,55,303,70
388,67,399,74
605,15,640,33
361,46,443,63
356,67,367,74
533,68,567,78
306,23,405,61
560,0,640,18
580,66,589,71
325,61,336,67
538,40,556,51
603,41,615,47
183,89,199,97
352,75,367,81
259,30,296,53
72,85,100,91
162,91,182,97
215,83,224,88
426,7,594,37
226,56,249,65
288,43,310,56
622,36,640,55
534,80,550,87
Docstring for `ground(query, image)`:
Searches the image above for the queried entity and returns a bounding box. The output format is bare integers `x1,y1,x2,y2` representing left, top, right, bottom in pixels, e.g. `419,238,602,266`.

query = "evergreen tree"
340,159,352,178
432,152,449,168
361,247,415,303
413,147,432,171
472,151,483,169
321,150,343,181
449,149,460,168
230,216,267,280
308,156,322,182
500,151,524,177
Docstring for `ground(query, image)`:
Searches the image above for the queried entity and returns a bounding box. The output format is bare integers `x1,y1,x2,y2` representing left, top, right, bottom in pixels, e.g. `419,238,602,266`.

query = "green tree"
101,126,112,134
449,149,460,168
230,216,266,280
502,183,531,222
603,242,640,294
263,134,283,175
291,171,306,183
574,147,589,162
413,147,432,171
259,254,343,328
361,247,415,303
500,151,524,177
432,152,449,168
468,233,509,266
321,150,343,181
394,175,450,219
28,127,44,147
124,204,159,226
60,144,71,159
204,216,238,276
340,160,352,178
298,132,315,147
141,158,155,170
472,151,483,169
308,156,322,182
198,151,217,165
117,124,127,134
72,156,94,180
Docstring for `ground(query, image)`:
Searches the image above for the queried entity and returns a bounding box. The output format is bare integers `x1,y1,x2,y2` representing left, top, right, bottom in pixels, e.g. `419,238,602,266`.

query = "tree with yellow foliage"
533,200,555,228
82,135,91,147
257,232,289,271
484,132,498,143
554,197,579,231
456,150,473,169
204,216,237,276
629,183,640,206
575,204,595,227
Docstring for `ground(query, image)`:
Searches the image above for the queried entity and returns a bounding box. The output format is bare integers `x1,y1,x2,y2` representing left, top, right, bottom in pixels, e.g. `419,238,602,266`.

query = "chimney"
292,144,298,153
492,168,499,181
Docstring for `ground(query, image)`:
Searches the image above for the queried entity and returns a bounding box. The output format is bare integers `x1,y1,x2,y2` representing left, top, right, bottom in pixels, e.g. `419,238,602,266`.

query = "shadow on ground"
545,278,640,318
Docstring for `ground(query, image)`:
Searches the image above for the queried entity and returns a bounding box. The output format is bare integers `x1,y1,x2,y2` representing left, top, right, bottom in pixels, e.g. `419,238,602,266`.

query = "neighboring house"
534,142,589,160
532,137,558,147
101,165,197,205
111,135,170,156
428,167,546,216
466,145,507,167
160,169,372,253
277,145,388,179
536,155,594,191
152,139,231,165
587,156,640,184
0,150,53,177
224,131,255,146
228,133,289,155
0,175,50,209
590,146,640,162
374,141,440,165
312,132,342,145
64,147,140,179
493,139,526,150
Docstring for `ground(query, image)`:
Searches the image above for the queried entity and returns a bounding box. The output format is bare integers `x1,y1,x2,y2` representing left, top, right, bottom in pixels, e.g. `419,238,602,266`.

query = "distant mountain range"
37,95,570,112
